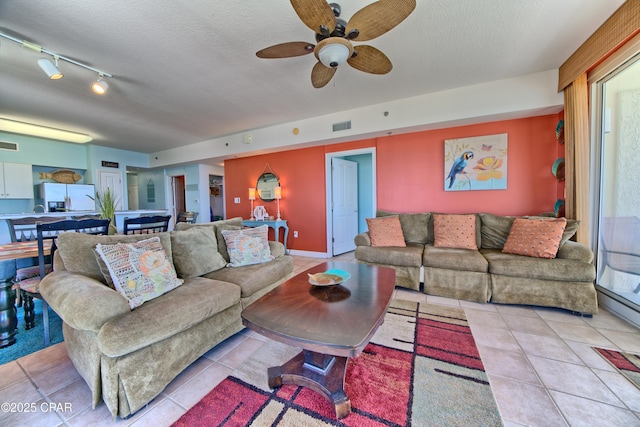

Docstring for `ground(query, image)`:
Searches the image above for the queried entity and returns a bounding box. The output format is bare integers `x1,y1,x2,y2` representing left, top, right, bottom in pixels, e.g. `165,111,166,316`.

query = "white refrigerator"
37,183,96,212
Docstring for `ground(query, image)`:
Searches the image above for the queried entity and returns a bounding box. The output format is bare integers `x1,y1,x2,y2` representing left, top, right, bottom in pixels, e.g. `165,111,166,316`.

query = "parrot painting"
446,151,474,189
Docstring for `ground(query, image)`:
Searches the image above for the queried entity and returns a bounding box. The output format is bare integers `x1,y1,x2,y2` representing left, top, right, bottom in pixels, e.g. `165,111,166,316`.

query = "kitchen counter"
0,210,168,243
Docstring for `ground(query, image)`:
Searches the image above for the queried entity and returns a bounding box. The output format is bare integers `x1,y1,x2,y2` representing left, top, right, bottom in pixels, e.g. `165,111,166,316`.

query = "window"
591,42,640,323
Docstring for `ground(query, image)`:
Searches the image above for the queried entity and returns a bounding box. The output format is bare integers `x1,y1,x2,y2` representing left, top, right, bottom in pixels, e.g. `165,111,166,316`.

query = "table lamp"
249,188,256,220
274,186,282,220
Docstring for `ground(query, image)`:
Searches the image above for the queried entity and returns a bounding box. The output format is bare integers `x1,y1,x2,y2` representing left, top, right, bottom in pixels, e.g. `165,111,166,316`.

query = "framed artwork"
444,133,508,191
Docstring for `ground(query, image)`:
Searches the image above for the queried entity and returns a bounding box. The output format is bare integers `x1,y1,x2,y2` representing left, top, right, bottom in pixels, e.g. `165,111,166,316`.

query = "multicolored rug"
594,347,640,391
173,299,502,426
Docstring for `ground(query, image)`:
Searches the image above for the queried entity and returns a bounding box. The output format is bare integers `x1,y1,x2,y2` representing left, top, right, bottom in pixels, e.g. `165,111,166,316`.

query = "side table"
242,219,289,253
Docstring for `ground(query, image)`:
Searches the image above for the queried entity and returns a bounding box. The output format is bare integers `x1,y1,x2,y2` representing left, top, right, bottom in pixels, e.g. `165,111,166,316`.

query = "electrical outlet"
293,231,299,238
234,197,240,204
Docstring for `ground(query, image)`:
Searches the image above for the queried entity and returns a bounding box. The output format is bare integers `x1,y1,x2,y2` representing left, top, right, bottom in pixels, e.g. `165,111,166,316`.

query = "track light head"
91,75,108,95
37,58,63,80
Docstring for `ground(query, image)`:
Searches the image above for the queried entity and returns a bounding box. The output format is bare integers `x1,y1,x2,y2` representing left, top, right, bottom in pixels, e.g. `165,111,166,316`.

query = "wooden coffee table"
241,261,395,419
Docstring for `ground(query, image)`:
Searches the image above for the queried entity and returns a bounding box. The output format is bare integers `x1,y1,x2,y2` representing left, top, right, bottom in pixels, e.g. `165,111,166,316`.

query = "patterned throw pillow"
433,214,478,250
366,216,407,247
95,237,184,309
221,225,274,267
502,217,567,259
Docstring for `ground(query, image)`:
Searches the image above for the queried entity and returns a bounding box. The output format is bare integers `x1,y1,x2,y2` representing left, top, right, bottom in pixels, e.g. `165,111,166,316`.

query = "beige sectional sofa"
39,217,293,419
355,211,598,315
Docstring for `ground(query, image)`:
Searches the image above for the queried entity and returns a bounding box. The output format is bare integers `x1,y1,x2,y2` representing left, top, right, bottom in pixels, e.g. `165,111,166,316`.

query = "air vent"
332,120,351,132
0,141,18,152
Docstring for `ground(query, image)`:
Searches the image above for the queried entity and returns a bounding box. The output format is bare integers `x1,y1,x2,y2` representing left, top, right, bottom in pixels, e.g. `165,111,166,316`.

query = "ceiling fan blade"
346,0,416,41
290,0,336,36
256,42,315,58
311,62,337,88
347,45,392,74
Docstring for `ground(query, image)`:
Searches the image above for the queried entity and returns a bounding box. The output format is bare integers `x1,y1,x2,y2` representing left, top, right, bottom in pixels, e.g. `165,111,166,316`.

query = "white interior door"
332,158,358,255
98,169,124,210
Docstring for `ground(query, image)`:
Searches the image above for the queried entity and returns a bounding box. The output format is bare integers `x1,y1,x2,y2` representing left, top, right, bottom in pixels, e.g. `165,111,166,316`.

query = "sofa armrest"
269,240,285,257
354,232,371,247
557,241,594,263
39,271,130,333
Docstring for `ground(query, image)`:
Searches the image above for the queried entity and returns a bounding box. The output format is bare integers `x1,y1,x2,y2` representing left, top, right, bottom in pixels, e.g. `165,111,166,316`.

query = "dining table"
0,241,50,348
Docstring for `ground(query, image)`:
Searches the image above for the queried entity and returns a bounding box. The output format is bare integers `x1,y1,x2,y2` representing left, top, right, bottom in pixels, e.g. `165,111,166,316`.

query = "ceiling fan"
256,0,416,88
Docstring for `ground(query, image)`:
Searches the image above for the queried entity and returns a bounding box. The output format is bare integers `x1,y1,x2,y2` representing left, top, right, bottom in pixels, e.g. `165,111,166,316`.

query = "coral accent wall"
224,113,562,253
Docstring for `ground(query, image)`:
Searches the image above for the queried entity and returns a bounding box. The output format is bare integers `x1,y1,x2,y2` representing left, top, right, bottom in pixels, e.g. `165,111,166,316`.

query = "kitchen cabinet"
0,162,33,199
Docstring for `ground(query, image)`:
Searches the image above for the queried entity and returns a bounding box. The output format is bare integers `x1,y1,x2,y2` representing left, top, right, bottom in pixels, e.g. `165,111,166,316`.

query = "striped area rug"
173,299,502,426
594,347,640,391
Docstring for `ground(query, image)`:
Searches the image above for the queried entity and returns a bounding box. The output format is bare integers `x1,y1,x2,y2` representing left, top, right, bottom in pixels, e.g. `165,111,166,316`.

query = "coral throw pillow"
366,216,406,247
221,225,274,267
502,217,567,259
95,237,184,309
433,214,478,250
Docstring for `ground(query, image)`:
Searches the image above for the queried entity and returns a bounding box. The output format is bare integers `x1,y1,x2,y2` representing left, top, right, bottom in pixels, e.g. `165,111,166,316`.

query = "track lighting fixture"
91,75,109,95
37,57,63,80
0,31,112,94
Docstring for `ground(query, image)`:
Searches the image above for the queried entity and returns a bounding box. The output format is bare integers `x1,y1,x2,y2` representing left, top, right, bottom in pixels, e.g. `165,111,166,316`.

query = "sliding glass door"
592,52,640,323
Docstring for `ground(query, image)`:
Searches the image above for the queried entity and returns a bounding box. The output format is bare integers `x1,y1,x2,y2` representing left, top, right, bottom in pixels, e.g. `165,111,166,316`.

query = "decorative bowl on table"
307,269,351,286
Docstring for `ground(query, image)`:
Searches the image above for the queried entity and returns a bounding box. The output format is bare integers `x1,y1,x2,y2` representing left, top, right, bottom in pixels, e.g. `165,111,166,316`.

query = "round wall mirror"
256,172,279,201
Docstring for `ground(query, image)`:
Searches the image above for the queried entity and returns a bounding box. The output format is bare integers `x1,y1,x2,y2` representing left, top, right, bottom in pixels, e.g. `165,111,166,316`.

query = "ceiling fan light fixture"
315,37,353,68
91,75,108,95
37,57,63,80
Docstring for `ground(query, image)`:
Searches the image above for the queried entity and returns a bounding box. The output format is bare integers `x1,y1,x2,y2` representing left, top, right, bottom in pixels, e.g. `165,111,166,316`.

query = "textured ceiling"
0,0,625,158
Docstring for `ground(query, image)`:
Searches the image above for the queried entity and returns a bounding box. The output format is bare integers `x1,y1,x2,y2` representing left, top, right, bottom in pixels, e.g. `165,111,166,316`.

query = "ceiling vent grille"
332,120,351,132
0,141,18,152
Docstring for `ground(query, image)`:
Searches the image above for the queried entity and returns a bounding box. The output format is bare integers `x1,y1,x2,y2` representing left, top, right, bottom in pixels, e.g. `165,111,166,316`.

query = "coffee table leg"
268,350,351,419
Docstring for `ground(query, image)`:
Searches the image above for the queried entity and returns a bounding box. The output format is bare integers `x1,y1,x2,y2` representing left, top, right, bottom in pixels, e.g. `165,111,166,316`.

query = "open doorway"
209,175,224,221
171,175,186,225
325,148,376,257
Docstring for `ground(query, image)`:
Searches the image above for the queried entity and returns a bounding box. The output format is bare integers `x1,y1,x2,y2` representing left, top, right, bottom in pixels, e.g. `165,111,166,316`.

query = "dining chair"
12,218,110,345
123,215,171,235
176,211,198,224
6,216,65,270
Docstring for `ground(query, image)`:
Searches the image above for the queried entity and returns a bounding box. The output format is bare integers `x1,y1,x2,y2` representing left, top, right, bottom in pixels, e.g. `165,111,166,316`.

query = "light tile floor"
1,252,639,426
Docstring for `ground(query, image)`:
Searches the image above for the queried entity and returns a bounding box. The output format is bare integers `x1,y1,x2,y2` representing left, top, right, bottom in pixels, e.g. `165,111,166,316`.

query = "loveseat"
39,217,294,418
355,211,598,315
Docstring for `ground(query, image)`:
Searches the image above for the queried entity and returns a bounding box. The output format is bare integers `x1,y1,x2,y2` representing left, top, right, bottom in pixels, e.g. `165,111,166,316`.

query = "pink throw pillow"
366,216,406,247
502,217,567,258
433,214,478,250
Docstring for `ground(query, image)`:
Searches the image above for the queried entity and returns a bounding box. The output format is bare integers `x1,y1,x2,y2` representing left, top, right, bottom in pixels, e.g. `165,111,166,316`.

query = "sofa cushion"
204,255,293,298
376,210,431,244
170,227,226,278
482,249,596,282
502,217,566,259
366,216,406,247
221,225,274,267
433,214,478,250
533,213,580,247
175,217,243,262
479,213,515,249
57,232,173,285
423,244,488,272
428,213,481,247
95,237,184,309
97,276,240,357
480,212,580,250
355,243,424,268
